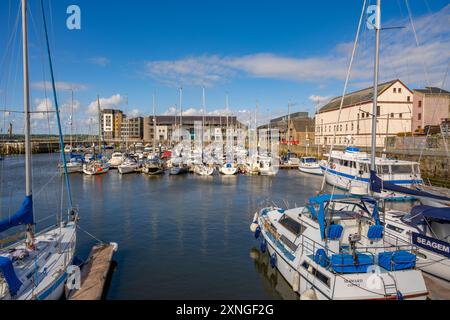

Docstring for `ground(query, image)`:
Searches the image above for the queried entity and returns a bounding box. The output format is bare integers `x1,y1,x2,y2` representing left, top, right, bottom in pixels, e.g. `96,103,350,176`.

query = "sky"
0,0,449,134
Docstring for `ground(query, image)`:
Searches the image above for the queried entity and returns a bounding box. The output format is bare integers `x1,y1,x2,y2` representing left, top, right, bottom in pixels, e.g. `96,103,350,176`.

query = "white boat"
219,163,238,175
1,1,77,300
65,158,83,174
259,157,277,176
118,158,139,174
321,147,423,200
194,164,215,176
108,152,124,168
83,161,110,175
64,145,73,154
382,206,450,282
250,195,428,300
299,157,323,175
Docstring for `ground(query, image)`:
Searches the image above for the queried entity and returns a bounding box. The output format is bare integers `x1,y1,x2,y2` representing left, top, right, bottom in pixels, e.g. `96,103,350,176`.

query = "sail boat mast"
371,0,381,171
22,0,32,197
153,94,156,155
97,95,102,157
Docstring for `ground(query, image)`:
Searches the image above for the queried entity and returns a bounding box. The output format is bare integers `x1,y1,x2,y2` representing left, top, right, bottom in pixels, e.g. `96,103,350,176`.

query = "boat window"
301,261,330,287
279,216,305,237
377,165,390,175
359,163,369,173
386,224,405,234
391,165,413,174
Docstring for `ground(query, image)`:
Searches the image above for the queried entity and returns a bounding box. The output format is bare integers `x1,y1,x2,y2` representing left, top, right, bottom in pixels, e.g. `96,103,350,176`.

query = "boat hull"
299,165,323,176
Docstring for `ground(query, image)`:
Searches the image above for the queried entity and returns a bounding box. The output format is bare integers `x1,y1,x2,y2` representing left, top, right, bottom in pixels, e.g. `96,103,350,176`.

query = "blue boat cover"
314,249,329,268
346,147,360,153
327,224,343,240
410,206,450,224
0,196,33,233
368,225,384,240
331,253,373,274
370,171,450,202
378,251,416,271
0,256,22,296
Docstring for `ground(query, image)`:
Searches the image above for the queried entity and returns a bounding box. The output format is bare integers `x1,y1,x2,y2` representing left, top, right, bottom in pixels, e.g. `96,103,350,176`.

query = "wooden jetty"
68,243,117,300
424,274,450,300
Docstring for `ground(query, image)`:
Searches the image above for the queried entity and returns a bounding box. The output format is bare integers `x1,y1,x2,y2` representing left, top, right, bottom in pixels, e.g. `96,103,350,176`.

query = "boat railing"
297,233,418,270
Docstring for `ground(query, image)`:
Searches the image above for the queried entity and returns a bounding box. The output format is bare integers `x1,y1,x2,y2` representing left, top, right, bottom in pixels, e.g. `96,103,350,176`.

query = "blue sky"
1,0,449,134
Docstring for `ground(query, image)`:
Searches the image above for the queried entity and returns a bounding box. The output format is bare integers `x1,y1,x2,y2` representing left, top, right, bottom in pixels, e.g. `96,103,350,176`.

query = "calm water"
0,154,412,300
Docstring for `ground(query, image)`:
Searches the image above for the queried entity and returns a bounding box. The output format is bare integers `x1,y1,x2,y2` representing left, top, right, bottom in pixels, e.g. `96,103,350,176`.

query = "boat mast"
22,0,32,199
70,88,74,149
371,0,381,173
179,87,183,143
97,95,102,158
202,87,206,163
153,94,157,156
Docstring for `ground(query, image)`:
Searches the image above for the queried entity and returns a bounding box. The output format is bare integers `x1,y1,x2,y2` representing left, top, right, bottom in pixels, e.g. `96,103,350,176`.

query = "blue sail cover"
309,194,348,239
411,206,450,224
0,257,22,296
370,171,450,202
0,196,33,233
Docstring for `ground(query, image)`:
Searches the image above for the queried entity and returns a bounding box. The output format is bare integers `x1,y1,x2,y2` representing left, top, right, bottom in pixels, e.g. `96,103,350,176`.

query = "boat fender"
300,289,317,300
110,242,119,253
293,273,300,292
278,209,286,214
260,240,267,254
250,223,259,234
270,253,277,269
396,291,404,300
254,227,261,239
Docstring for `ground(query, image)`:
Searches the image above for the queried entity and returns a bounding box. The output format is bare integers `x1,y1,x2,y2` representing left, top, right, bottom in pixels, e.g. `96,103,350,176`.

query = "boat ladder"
381,273,399,299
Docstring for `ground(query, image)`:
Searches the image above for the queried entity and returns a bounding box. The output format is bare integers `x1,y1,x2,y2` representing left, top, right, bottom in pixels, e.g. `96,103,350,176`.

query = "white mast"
153,94,157,155
179,87,183,143
22,0,32,197
202,87,206,162
371,0,381,172
70,88,74,149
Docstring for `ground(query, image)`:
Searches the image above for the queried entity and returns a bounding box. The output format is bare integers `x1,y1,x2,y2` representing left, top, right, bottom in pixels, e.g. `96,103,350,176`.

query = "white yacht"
299,157,323,176
382,206,450,282
83,161,110,176
250,195,428,300
259,157,277,176
108,152,124,168
118,158,139,174
219,163,238,176
321,147,423,200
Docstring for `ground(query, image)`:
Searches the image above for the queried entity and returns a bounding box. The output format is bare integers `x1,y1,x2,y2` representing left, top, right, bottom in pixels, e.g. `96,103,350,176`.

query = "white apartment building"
315,79,413,148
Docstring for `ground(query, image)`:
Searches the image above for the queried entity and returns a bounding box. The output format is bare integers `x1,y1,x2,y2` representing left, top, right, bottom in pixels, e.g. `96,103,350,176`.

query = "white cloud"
309,95,333,107
32,98,53,120
129,109,141,117
32,81,88,91
142,5,450,90
87,94,123,115
89,56,110,66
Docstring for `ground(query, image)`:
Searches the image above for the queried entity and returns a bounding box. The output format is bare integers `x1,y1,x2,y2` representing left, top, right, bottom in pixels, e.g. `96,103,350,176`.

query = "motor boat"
108,152,124,168
299,157,323,175
250,195,428,300
118,158,139,174
219,163,238,176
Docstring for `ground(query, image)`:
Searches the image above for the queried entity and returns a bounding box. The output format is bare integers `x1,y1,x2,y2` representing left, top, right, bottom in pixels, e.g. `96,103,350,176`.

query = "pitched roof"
414,87,450,95
318,79,401,114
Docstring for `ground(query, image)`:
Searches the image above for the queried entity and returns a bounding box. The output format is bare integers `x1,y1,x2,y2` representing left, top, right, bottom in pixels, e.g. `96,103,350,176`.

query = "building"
412,87,450,133
101,109,124,141
143,115,246,143
121,117,144,140
315,79,413,148
259,112,315,146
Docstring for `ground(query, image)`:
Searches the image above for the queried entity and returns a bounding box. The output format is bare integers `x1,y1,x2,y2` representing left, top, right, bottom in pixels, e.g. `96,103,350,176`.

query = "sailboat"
60,90,82,174
250,0,428,300
169,88,189,176
0,0,77,300
194,88,214,176
83,96,110,175
143,94,164,176
219,94,238,176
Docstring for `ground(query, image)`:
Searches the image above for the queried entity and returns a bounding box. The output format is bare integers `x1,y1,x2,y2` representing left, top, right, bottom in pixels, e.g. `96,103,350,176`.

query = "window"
418,113,422,121
377,106,381,116
346,124,348,131
391,165,413,174
394,88,397,93
399,113,403,118
418,101,422,108
391,113,394,118
279,216,304,236
366,113,370,118
377,165,390,175
399,88,402,93
407,96,411,102
351,123,354,131
386,224,405,234
362,113,365,119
